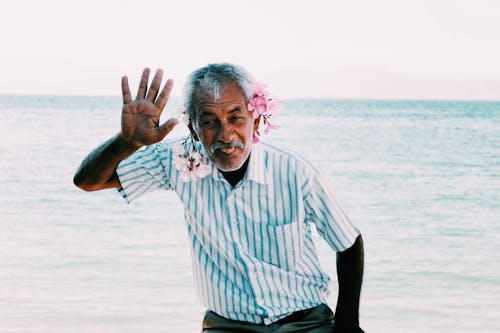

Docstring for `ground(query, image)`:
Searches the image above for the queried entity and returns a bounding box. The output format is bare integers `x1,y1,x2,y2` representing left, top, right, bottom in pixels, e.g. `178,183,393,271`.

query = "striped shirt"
116,138,360,324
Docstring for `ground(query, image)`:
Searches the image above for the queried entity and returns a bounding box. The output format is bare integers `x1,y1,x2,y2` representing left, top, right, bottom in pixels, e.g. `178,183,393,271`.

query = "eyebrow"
199,105,243,117
229,106,242,114
199,110,215,117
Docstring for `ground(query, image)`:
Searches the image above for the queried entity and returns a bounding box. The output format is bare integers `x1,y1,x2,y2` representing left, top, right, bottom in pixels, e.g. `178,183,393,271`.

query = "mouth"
211,141,244,156
218,147,237,155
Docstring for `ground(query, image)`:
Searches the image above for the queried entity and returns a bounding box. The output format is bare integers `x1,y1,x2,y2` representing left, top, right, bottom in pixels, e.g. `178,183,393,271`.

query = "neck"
220,157,250,187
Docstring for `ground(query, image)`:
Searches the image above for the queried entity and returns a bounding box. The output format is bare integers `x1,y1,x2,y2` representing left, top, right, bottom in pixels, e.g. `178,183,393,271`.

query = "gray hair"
183,63,255,124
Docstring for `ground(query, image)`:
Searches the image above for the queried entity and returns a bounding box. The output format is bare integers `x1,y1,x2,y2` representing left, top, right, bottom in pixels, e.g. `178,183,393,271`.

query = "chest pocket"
251,221,302,271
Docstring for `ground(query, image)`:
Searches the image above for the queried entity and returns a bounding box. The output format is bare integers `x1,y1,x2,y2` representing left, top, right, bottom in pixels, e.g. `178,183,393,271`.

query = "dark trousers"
202,304,335,333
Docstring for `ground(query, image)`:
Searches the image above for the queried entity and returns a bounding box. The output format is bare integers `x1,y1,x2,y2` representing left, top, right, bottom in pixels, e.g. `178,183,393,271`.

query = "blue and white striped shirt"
116,139,360,324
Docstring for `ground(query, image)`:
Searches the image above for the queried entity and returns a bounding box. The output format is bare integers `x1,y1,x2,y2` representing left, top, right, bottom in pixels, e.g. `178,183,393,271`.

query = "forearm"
334,234,364,332
73,133,139,191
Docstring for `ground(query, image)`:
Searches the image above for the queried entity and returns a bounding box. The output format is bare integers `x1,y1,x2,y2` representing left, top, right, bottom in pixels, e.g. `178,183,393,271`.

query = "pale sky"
2,0,500,99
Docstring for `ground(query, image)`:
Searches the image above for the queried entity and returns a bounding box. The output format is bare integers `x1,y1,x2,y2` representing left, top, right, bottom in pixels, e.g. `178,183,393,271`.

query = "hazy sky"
2,0,499,99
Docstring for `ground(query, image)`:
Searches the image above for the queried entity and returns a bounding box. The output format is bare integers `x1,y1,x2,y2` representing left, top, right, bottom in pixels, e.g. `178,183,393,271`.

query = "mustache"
210,141,244,153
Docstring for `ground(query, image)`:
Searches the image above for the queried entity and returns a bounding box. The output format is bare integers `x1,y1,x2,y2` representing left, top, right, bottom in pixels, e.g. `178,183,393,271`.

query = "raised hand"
120,68,179,149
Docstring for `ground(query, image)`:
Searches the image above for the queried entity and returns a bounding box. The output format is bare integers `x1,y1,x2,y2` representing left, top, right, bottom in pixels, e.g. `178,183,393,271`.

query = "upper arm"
115,143,174,202
101,172,122,190
302,164,360,252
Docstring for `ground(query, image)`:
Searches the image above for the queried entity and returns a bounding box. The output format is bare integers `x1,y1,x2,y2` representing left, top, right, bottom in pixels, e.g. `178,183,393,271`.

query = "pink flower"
252,132,260,143
248,81,281,139
263,121,279,134
248,95,268,118
254,82,269,97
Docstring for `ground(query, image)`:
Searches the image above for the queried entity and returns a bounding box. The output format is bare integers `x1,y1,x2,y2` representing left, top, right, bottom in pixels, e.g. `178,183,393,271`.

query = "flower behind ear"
248,82,280,142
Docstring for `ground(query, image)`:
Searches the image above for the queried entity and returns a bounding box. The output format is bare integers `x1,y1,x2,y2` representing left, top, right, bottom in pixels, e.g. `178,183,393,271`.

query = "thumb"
156,118,179,140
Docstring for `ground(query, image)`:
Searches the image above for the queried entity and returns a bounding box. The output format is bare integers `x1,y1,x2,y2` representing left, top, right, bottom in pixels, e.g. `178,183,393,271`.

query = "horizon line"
1,93,499,103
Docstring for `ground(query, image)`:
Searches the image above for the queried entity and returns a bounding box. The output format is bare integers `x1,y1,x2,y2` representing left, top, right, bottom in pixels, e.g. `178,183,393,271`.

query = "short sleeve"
301,163,360,252
116,141,173,203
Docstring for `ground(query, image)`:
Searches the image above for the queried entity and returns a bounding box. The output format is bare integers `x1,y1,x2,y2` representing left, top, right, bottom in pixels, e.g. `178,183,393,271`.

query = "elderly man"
74,63,365,333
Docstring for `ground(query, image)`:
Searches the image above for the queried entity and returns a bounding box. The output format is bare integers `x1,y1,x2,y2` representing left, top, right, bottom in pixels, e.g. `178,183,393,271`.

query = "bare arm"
334,234,365,333
73,68,178,191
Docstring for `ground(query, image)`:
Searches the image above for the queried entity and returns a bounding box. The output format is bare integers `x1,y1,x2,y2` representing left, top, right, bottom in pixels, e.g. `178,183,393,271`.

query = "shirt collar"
245,142,268,185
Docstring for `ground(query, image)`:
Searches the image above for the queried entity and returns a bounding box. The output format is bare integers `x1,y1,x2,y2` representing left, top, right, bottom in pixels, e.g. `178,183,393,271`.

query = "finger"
156,118,179,141
156,78,174,110
136,68,150,100
121,76,132,104
146,69,163,102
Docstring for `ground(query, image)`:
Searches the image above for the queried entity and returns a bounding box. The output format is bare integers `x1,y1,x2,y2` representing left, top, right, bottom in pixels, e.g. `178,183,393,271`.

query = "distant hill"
266,68,500,101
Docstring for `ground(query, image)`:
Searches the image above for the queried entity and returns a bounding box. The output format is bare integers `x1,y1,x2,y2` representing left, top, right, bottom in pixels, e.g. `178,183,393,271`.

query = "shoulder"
259,141,301,162
259,142,334,198
119,136,187,170
152,136,186,152
133,136,186,157
257,141,326,191
259,141,319,174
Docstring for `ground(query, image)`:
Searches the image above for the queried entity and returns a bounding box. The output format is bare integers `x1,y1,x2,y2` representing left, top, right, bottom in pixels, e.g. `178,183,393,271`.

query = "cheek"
200,130,214,146
238,123,254,142
194,125,209,143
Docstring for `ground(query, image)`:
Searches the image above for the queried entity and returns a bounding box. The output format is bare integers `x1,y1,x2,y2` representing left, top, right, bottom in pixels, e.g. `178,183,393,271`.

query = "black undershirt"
220,156,250,188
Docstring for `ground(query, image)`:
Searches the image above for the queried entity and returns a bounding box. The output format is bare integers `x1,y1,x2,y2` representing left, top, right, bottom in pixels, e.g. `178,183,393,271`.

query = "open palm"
120,68,178,148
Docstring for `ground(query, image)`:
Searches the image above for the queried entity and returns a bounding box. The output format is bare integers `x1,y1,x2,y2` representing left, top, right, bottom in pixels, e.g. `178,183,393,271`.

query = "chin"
214,153,249,171
212,149,250,172
216,161,244,172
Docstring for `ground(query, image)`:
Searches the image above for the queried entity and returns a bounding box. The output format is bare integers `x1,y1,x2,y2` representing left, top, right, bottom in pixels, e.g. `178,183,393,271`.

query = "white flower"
194,158,211,178
173,140,211,182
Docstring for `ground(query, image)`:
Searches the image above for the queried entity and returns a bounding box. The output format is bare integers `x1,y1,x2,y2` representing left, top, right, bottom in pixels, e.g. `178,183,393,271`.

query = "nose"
218,120,234,143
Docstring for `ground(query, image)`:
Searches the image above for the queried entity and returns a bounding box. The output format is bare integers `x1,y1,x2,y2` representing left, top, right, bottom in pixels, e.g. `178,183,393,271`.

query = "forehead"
195,82,247,112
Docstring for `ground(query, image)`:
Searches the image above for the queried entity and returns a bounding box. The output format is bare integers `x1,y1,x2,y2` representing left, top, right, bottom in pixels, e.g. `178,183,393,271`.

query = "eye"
200,118,220,129
230,115,245,122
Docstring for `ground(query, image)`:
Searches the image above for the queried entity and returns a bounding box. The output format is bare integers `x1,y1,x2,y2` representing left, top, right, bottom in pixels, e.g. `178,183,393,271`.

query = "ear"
253,115,261,134
188,120,200,141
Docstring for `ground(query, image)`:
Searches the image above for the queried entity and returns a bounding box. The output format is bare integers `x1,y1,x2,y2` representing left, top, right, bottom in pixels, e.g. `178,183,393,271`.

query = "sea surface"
1,95,499,333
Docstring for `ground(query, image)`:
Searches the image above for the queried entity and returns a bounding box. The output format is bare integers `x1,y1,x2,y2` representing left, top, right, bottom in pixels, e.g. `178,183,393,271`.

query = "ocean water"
1,95,499,333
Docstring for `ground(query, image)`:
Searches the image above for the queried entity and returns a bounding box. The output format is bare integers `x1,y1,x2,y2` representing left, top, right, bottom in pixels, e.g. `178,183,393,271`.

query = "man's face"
192,82,258,172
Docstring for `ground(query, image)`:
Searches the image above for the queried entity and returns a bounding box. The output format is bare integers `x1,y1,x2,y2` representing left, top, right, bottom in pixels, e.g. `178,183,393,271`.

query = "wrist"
115,133,142,153
333,322,363,333
333,311,359,332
